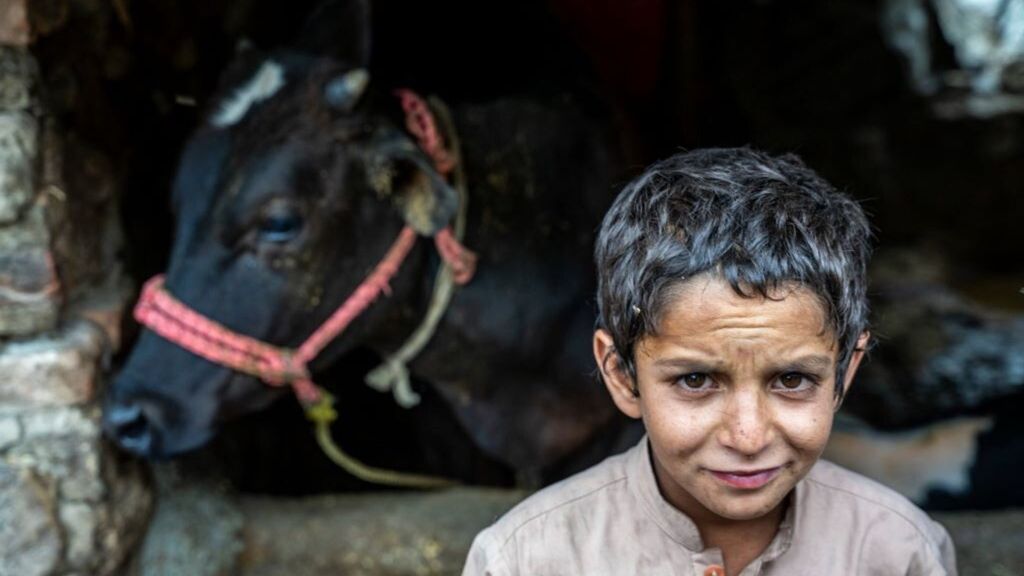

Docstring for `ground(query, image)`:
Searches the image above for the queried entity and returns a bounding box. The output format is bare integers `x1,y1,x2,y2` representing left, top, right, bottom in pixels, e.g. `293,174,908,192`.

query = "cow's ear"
294,0,371,66
389,153,459,235
367,142,458,235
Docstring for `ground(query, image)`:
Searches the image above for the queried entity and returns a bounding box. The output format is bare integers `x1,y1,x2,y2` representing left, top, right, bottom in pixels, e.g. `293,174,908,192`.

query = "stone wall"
0,2,152,574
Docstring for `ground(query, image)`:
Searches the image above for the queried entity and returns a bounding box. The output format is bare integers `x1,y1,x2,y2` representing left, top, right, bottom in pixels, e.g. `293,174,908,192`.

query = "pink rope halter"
135,90,475,405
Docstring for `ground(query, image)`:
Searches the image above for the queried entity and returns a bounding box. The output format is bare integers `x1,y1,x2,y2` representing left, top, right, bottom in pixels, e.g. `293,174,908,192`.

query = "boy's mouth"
708,466,783,489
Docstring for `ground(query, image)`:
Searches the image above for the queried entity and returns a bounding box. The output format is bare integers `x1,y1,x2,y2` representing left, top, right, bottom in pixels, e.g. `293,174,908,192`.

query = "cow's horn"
325,69,369,111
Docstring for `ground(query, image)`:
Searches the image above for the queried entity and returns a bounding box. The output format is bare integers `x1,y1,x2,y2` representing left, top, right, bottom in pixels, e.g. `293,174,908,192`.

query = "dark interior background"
27,0,1024,493
33,0,1024,289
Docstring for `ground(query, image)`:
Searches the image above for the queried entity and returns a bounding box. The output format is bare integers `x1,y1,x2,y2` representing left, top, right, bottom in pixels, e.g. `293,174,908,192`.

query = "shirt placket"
692,549,728,576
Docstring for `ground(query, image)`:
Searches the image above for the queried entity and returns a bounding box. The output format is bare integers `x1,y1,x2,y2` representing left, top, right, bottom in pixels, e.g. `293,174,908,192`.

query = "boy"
462,148,956,575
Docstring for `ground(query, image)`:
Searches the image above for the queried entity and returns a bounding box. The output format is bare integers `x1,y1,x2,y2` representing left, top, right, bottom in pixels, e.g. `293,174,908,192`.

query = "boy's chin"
702,491,788,522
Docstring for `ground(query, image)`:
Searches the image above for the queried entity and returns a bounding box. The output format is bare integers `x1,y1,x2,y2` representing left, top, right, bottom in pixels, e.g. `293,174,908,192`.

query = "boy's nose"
717,389,774,456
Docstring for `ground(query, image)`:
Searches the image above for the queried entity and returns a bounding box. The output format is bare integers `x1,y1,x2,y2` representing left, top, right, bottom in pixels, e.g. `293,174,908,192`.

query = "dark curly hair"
594,147,872,398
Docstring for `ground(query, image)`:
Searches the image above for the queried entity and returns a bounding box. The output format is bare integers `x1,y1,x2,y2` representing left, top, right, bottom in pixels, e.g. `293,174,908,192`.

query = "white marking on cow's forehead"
210,60,286,128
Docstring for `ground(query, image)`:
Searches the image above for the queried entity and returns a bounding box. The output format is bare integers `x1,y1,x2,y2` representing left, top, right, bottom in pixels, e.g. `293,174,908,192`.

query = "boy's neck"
652,457,789,575
698,502,786,575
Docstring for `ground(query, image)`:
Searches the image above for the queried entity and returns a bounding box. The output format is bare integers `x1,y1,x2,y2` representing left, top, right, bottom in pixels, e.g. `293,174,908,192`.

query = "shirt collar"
627,435,797,562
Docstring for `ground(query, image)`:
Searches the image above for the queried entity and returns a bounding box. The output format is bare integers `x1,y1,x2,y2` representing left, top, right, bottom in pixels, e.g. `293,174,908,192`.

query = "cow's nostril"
105,403,154,455
117,411,148,441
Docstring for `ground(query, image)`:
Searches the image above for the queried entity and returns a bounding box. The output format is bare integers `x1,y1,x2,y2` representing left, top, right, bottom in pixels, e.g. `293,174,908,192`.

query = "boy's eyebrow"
650,355,726,371
650,354,833,374
769,355,833,374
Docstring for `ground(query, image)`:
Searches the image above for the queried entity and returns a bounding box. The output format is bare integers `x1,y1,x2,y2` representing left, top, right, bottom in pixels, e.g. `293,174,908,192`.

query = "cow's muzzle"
103,398,155,456
102,390,212,458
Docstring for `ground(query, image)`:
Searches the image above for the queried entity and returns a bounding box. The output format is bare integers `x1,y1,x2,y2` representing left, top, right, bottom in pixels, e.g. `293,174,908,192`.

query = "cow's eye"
258,204,304,243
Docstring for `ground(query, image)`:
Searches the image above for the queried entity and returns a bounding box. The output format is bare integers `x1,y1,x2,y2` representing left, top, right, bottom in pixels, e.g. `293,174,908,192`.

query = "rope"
365,97,471,407
396,90,456,174
135,225,421,406
306,392,457,488
317,94,470,486
133,90,474,489
295,227,420,364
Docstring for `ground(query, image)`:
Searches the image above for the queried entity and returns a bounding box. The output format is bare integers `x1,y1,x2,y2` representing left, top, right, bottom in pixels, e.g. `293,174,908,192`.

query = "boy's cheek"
642,403,720,454
780,408,836,455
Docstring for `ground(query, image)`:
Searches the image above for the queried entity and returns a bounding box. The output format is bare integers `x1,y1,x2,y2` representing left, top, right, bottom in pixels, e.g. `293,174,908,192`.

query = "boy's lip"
707,466,783,489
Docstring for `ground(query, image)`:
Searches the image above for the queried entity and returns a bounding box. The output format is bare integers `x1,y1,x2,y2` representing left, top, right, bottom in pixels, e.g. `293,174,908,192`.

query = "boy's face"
595,274,868,524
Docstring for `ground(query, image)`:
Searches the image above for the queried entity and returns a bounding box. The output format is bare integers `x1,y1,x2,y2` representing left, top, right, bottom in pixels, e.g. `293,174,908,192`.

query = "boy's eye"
772,372,816,393
676,372,714,392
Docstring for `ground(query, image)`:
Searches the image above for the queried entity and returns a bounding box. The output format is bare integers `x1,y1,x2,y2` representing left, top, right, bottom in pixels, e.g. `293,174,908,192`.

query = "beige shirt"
463,438,956,576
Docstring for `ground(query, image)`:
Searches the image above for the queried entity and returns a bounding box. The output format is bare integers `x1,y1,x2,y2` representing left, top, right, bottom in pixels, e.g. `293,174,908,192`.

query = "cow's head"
103,1,459,457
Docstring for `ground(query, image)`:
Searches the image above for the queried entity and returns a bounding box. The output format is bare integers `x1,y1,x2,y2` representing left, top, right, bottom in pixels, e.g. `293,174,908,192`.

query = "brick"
0,242,61,336
2,417,151,574
5,433,105,504
0,320,104,407
21,405,100,439
0,110,37,223
0,415,20,450
0,203,61,336
0,463,61,576
59,501,97,569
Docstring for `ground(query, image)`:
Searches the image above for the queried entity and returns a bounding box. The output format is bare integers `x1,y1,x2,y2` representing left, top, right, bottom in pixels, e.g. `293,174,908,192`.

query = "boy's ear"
836,331,871,408
594,329,642,419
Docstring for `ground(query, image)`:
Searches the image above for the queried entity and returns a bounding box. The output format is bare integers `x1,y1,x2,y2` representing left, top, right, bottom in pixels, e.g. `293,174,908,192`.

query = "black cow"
103,0,637,485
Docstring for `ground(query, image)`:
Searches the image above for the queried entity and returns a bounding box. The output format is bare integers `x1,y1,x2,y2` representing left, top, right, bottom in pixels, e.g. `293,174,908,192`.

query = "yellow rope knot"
304,392,339,425
303,387,457,489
